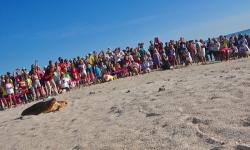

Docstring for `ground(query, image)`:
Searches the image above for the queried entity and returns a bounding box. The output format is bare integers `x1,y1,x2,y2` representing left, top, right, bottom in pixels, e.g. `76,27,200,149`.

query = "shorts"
199,49,206,57
7,88,14,95
33,79,41,88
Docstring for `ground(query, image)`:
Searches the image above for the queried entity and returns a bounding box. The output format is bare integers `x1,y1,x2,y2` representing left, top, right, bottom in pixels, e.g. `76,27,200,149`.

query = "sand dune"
1,58,250,150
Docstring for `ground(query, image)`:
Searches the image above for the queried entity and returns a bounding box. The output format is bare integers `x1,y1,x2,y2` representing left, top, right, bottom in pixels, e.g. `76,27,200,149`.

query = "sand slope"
1,59,250,150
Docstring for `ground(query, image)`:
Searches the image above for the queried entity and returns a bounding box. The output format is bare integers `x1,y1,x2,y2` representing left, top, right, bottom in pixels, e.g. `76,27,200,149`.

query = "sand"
1,58,250,150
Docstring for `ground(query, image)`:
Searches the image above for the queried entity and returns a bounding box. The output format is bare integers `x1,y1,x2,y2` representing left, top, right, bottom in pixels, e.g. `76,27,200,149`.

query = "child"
130,61,141,75
230,44,239,59
25,75,36,101
71,64,80,88
19,76,29,103
103,70,117,82
59,73,71,94
161,54,171,70
185,51,193,66
141,56,151,73
93,64,103,83
78,59,87,85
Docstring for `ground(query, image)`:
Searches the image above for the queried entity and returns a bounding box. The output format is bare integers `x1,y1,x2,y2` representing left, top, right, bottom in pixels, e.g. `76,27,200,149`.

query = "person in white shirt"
196,39,206,64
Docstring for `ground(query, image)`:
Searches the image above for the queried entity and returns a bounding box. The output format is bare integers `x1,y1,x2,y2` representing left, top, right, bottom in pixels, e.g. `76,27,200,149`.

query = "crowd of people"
1,34,250,110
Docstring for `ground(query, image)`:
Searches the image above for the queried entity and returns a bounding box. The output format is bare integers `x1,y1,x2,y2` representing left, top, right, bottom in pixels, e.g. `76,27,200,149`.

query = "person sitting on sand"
141,55,151,73
230,43,239,59
166,44,177,67
103,70,117,82
59,73,71,94
112,63,124,78
184,50,193,66
161,54,171,70
130,60,141,75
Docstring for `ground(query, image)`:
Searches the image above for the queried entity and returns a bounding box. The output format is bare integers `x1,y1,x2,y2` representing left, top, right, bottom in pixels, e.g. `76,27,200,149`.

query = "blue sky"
1,0,250,74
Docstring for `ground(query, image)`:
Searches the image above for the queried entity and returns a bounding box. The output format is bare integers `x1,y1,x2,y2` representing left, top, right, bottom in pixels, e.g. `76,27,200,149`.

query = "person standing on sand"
207,38,215,61
70,64,80,88
153,48,161,69
139,43,147,61
148,41,155,59
196,39,206,64
166,43,177,68
5,77,16,108
179,40,188,65
213,38,220,61
246,35,250,48
0,77,8,109
44,61,58,96
238,35,250,57
31,68,44,99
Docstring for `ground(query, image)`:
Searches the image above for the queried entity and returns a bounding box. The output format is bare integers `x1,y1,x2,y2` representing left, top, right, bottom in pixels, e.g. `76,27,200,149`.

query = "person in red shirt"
59,58,67,73
70,64,80,88
44,62,58,96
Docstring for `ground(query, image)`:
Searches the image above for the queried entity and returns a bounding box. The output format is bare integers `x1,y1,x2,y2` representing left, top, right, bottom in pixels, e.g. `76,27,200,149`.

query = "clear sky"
1,0,250,74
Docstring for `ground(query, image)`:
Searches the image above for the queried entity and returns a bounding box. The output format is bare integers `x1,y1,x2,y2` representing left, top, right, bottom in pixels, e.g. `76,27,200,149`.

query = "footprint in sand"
242,82,250,87
125,90,131,93
150,98,157,101
225,75,236,80
72,145,84,150
146,113,161,117
89,91,96,95
241,117,250,127
158,87,166,92
109,106,123,117
100,146,115,150
235,144,250,150
210,95,221,100
187,117,211,125
162,123,168,128
146,81,154,84
71,118,77,123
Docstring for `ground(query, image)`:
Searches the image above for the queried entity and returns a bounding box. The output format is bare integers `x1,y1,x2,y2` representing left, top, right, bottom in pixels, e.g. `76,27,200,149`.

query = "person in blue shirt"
93,64,103,83
139,43,146,57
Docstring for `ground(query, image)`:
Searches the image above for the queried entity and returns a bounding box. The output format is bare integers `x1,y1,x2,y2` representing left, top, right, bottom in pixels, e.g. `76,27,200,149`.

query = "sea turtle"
21,98,68,116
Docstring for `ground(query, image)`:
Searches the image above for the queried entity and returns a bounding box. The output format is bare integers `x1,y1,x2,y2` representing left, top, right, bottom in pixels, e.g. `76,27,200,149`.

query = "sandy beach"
1,58,250,150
